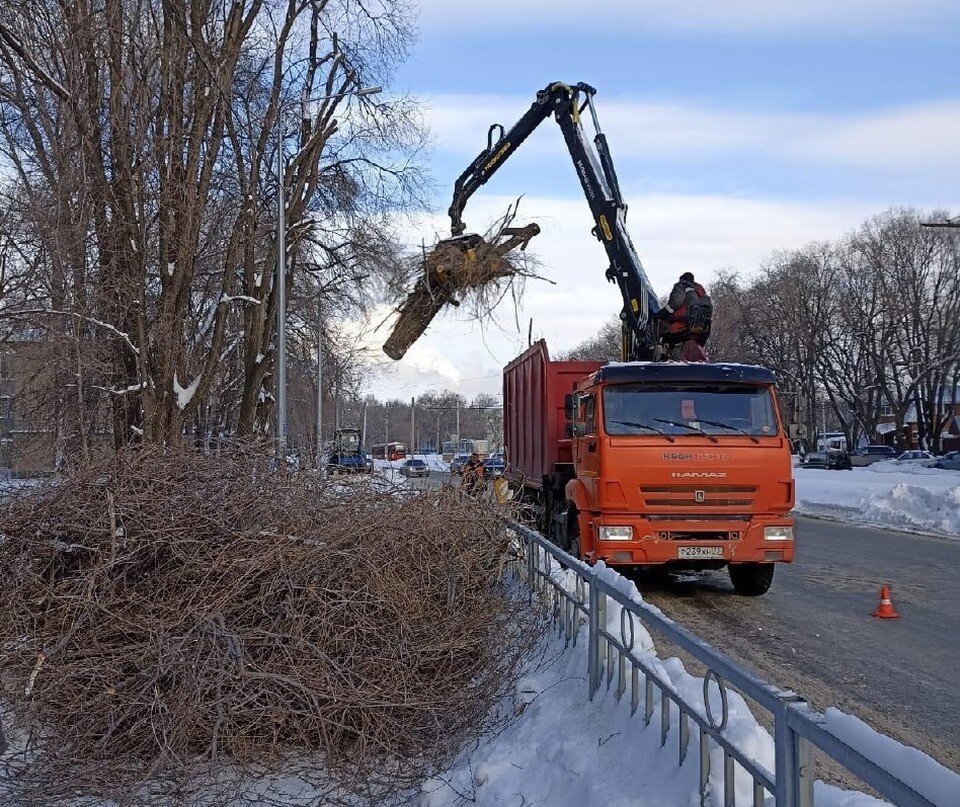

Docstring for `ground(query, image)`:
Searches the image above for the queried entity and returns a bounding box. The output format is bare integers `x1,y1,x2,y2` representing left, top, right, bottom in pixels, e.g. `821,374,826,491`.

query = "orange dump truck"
504,341,795,595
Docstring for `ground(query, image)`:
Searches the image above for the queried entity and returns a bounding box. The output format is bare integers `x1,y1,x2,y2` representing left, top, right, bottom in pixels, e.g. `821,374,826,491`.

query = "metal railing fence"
509,520,939,807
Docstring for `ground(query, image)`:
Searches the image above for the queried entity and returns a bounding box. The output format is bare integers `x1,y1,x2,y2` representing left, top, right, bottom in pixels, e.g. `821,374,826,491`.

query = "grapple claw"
383,221,541,361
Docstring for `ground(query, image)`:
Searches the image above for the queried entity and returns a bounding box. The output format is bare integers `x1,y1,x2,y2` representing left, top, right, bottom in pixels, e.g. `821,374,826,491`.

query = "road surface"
632,516,960,774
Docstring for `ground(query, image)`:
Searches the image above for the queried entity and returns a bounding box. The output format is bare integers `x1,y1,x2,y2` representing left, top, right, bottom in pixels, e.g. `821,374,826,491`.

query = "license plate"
677,546,724,559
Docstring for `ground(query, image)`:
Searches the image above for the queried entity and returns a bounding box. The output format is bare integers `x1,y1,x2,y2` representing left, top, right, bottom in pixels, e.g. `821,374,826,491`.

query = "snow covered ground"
424,560,959,806
794,462,960,538
420,453,450,473
372,454,450,482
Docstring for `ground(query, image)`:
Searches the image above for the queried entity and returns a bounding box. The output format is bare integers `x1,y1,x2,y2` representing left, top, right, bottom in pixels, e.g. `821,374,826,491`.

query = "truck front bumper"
586,514,795,566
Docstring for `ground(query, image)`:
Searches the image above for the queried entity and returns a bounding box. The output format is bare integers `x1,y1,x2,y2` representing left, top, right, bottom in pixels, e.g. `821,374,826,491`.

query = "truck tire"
728,563,775,596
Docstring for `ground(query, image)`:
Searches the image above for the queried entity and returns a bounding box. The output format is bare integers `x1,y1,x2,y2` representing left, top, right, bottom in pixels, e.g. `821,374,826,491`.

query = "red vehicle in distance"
370,442,407,462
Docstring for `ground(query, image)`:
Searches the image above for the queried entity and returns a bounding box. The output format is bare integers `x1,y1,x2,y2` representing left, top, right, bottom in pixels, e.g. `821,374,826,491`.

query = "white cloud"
361,192,907,400
424,95,960,175
797,102,960,169
414,0,958,35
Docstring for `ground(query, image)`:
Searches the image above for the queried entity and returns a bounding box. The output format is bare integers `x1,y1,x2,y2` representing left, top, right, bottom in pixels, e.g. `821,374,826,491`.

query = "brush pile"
383,205,541,360
0,446,537,806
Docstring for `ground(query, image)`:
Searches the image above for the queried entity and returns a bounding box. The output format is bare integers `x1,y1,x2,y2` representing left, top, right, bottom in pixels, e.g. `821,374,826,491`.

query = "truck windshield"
336,432,361,451
603,384,778,437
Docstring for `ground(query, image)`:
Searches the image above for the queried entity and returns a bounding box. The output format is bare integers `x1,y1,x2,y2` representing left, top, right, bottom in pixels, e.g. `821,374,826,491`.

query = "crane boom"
446,81,661,361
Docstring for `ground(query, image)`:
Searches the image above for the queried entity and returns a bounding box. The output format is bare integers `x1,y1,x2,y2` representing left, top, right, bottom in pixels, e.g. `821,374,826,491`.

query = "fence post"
587,580,601,700
797,733,814,807
774,695,807,807
525,532,535,599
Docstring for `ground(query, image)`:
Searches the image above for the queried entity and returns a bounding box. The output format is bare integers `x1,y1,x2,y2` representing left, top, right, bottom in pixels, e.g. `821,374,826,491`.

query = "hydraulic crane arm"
447,81,661,361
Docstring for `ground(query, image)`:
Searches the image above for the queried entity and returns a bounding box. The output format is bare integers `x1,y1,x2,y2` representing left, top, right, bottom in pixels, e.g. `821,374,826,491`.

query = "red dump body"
503,341,600,487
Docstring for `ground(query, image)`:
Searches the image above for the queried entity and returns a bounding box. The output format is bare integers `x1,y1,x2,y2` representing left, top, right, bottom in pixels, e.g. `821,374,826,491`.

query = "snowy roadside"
794,462,960,539
418,454,450,473
424,558,960,806
373,454,450,483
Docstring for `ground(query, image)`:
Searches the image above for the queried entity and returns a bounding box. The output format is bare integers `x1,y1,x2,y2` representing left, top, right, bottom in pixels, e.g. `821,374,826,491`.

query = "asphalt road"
632,516,960,774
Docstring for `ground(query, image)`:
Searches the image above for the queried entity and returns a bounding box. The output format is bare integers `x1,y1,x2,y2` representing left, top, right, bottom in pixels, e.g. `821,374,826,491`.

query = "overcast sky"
358,0,960,401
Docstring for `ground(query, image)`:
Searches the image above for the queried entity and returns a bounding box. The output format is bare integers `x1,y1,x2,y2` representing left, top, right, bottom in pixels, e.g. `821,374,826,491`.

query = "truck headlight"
599,525,633,541
764,526,793,541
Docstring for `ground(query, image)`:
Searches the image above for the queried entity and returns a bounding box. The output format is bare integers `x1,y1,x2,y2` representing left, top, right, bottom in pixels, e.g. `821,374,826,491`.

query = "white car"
896,450,935,466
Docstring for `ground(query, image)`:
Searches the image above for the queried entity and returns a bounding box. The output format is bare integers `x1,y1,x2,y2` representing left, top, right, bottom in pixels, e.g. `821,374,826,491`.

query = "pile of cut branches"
0,446,537,806
383,204,542,360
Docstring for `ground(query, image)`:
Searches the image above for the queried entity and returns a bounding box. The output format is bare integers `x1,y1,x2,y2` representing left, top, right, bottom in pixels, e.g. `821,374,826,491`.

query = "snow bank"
373,455,450,477
372,460,407,487
425,560,888,807
823,709,960,806
794,464,960,538
416,453,450,473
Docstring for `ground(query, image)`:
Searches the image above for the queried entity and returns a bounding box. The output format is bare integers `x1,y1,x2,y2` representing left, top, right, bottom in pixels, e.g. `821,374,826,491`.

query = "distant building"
874,385,960,451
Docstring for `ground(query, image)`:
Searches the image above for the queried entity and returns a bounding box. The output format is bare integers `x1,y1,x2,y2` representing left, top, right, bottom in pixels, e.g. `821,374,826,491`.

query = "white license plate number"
677,546,724,560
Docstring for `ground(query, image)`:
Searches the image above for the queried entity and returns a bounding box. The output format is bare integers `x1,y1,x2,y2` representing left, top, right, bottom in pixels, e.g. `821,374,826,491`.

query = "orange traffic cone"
872,585,901,619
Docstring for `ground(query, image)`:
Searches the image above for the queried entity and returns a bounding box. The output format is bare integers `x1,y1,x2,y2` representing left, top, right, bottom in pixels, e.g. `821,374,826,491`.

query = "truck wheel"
728,563,775,596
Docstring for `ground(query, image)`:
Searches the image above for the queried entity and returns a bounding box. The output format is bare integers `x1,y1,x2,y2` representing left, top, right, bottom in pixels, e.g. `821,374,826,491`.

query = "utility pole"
455,398,461,453
275,137,287,459
315,297,323,467
410,396,415,455
272,84,381,462
385,411,390,446
820,398,827,448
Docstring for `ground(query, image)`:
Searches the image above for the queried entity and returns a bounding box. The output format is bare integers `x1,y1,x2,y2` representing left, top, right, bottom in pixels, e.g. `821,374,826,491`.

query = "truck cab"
328,428,368,474
563,362,794,594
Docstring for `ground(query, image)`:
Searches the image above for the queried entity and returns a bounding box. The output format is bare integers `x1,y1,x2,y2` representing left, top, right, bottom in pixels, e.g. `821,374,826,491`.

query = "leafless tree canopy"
0,0,425,462
0,445,537,806
564,209,960,450
558,317,622,363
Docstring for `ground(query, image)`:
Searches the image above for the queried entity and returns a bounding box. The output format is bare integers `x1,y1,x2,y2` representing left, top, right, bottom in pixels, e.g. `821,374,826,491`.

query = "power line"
366,371,502,395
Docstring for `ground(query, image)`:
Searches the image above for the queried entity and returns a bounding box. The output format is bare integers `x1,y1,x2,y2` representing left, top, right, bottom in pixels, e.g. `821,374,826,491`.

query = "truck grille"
640,484,757,508
661,530,735,541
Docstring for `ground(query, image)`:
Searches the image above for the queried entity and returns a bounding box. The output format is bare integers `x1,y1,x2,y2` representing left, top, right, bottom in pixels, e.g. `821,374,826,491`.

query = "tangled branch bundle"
383,205,541,360
0,447,536,805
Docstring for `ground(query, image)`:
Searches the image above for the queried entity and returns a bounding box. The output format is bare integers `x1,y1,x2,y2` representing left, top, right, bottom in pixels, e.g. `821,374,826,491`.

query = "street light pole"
274,84,382,460
315,296,323,468
276,136,287,459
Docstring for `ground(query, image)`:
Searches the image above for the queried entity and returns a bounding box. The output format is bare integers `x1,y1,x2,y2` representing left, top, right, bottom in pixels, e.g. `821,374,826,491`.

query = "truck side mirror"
564,393,576,421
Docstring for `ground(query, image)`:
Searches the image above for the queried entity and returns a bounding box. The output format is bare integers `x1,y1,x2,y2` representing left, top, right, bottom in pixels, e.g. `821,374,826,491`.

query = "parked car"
850,445,898,466
800,451,852,470
931,451,960,471
483,455,506,477
399,458,430,478
896,450,936,466
449,453,471,475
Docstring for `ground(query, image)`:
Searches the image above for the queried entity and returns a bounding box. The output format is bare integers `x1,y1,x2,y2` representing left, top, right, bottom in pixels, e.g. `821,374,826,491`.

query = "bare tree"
0,0,424,457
